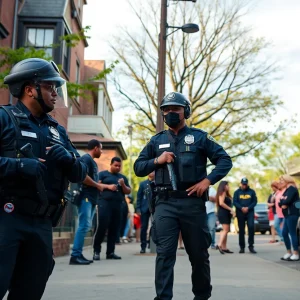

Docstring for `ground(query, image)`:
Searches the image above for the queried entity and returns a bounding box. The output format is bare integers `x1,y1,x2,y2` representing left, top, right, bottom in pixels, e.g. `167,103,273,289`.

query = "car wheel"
260,231,266,235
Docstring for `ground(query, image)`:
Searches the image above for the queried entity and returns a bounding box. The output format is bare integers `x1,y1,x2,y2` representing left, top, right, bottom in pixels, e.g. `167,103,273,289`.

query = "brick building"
0,0,127,256
0,0,126,161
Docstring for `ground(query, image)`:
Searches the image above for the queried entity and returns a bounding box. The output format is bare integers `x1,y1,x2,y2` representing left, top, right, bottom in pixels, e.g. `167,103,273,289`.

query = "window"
25,28,54,57
76,60,80,84
62,31,70,74
78,0,82,15
75,60,80,102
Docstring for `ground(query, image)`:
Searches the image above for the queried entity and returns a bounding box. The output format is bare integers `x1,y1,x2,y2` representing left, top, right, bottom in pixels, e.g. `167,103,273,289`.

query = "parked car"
254,203,270,234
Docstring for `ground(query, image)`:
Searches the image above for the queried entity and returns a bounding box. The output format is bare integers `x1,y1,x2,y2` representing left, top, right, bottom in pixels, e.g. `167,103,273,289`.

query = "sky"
83,0,300,136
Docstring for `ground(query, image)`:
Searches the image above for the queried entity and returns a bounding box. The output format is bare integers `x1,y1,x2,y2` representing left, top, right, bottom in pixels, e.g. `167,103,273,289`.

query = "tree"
0,26,118,99
255,132,300,176
110,0,284,159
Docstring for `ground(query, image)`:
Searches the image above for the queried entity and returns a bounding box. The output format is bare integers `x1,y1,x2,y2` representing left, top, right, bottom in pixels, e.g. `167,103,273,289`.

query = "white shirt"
206,186,216,214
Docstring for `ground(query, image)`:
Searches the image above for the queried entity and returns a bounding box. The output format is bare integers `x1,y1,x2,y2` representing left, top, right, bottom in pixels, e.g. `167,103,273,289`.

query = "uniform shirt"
134,126,232,190
0,101,86,204
80,154,99,204
233,186,257,212
136,179,152,214
98,170,130,202
206,186,216,215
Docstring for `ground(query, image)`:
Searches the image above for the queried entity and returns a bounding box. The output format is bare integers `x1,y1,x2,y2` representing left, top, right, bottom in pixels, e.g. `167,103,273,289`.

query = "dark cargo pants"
0,208,54,300
152,196,212,300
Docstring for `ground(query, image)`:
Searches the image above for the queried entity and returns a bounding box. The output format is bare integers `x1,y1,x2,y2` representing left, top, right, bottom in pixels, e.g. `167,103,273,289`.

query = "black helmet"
160,92,191,119
4,58,65,98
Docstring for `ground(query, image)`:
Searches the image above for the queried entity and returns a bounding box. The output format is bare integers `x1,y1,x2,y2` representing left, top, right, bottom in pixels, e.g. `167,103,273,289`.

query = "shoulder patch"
153,130,167,137
190,127,207,134
207,134,218,144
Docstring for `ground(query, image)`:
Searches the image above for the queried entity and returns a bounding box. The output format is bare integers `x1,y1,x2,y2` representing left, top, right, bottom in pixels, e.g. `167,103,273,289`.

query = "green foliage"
0,25,119,100
0,47,51,88
56,26,91,48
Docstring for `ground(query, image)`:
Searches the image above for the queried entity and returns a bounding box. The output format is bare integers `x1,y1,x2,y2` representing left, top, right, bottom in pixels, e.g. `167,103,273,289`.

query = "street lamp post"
156,0,198,133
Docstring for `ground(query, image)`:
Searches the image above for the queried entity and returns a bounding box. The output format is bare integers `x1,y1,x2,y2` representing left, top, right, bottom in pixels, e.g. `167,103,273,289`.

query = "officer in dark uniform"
134,92,232,300
233,177,258,254
136,171,155,253
0,58,87,300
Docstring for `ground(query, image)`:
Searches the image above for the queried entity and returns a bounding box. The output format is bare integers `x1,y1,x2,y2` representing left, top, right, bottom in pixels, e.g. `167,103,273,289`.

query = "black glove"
17,158,47,178
46,144,74,167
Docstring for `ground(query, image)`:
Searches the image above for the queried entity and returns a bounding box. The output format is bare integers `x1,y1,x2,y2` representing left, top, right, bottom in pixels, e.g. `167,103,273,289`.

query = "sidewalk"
41,234,300,300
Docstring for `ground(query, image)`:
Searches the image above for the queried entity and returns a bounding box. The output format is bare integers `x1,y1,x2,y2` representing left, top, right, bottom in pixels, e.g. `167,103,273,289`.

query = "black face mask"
164,112,181,128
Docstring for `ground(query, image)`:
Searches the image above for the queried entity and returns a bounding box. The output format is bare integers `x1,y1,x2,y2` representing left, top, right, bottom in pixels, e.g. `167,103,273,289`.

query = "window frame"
24,26,55,58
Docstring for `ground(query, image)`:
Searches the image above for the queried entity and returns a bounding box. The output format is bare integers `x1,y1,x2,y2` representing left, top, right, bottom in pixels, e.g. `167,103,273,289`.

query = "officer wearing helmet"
134,92,232,300
0,58,87,299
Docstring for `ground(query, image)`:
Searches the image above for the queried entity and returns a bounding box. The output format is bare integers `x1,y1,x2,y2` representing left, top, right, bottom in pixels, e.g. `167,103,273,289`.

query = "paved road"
42,234,300,300
5,234,300,299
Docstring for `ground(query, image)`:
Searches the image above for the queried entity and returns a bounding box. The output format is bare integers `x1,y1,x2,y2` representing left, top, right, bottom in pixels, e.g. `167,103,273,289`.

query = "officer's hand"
157,151,175,164
186,178,211,197
46,144,73,166
17,158,47,178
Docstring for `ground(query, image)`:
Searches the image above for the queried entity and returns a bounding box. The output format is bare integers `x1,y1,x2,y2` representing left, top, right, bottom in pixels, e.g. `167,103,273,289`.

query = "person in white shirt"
206,186,217,249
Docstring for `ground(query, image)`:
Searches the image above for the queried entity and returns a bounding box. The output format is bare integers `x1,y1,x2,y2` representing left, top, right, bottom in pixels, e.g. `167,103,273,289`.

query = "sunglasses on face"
39,83,58,93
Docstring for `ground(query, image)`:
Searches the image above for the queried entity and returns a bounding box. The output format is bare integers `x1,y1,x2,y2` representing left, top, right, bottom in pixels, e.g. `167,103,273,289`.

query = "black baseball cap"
241,178,248,185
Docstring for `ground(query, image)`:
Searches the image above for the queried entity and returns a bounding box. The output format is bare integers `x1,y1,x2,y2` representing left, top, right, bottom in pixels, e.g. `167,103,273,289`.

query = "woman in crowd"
274,180,285,244
279,175,299,261
122,195,135,243
216,181,235,254
267,181,279,243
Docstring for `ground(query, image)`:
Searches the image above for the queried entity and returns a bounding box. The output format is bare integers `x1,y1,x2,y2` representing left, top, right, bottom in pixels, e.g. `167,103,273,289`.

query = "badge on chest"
184,134,194,144
49,126,60,141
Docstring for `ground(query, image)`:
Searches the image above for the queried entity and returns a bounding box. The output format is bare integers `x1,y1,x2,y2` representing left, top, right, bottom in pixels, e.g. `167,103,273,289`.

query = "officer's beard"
33,96,52,113
164,112,181,128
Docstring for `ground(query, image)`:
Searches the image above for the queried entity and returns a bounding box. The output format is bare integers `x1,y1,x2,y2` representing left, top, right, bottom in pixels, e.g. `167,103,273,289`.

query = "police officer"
0,58,87,299
134,92,232,300
233,177,258,254
136,171,155,253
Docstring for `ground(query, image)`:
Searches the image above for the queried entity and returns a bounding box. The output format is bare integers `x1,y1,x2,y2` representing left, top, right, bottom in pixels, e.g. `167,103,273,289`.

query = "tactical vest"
0,105,68,204
154,129,207,188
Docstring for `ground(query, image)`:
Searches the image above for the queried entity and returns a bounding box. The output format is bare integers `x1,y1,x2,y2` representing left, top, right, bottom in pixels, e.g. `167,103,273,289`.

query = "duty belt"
155,187,199,199
0,196,58,217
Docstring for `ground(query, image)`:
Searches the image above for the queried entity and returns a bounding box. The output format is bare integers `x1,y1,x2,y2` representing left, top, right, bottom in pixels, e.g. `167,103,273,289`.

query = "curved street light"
165,23,199,37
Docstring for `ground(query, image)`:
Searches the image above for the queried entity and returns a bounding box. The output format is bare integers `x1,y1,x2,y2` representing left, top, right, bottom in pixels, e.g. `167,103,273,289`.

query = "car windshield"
255,203,268,211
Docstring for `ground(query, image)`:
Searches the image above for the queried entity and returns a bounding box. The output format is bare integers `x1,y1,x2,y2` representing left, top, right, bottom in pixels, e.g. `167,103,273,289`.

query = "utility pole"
156,0,168,133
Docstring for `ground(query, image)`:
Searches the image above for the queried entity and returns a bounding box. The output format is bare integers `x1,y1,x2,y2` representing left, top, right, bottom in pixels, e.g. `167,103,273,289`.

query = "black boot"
106,253,122,259
81,254,94,263
93,252,100,261
69,256,90,265
239,248,245,254
249,247,257,254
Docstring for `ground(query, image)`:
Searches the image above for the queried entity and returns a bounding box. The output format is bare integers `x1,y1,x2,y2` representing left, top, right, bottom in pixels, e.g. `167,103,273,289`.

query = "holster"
51,198,68,227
